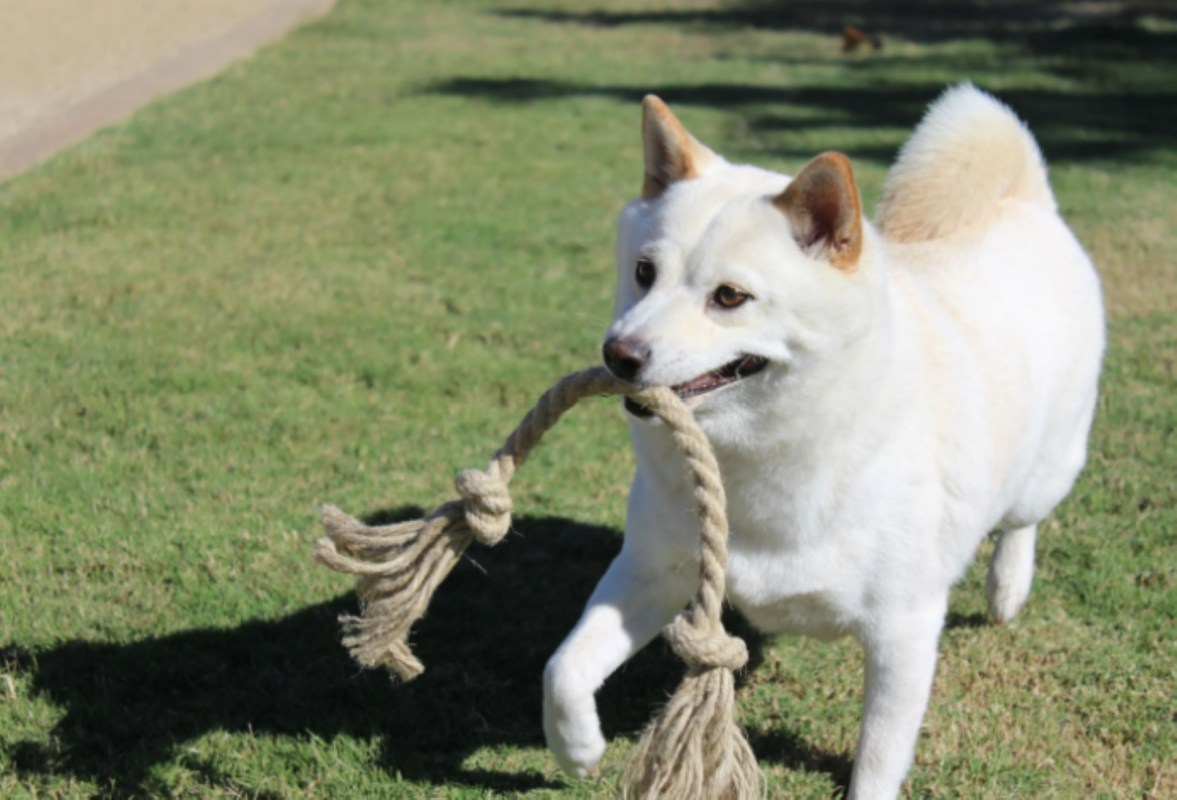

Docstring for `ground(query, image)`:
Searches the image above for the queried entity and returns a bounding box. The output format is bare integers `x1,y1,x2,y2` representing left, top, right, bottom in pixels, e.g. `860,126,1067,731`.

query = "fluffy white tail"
877,84,1054,243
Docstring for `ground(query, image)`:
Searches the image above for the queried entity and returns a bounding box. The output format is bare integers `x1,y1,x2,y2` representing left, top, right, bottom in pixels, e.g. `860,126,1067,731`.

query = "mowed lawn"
1,0,1173,797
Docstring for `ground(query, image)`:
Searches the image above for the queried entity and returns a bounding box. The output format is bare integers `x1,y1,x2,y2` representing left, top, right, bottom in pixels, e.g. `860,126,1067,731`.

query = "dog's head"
605,97,878,443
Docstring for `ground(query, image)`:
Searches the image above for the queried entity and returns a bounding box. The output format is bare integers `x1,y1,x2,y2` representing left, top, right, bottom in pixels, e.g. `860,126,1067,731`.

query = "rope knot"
454,466,512,545
664,612,749,672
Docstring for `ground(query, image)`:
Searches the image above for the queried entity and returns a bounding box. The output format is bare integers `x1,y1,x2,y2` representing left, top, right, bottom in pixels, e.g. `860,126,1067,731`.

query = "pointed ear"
773,152,863,271
641,95,718,198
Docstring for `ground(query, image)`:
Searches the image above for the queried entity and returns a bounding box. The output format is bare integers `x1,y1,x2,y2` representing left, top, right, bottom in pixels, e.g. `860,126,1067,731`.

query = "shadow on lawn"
430,77,1175,165
461,0,1177,165
5,511,844,797
498,0,1177,44
433,76,1177,167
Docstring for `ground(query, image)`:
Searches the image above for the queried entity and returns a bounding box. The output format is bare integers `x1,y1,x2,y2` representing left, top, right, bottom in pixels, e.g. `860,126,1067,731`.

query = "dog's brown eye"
713,284,751,309
635,258,656,289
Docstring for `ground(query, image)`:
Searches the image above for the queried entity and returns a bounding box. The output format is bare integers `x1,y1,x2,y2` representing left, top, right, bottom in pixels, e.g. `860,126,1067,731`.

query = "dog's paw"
544,714,606,778
543,696,606,776
987,524,1037,623
543,665,606,777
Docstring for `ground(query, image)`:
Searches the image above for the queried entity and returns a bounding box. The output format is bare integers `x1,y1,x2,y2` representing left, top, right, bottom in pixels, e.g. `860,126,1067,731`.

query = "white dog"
542,85,1104,798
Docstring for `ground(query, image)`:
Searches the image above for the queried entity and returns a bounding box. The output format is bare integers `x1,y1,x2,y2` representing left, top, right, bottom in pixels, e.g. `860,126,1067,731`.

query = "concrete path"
0,0,336,182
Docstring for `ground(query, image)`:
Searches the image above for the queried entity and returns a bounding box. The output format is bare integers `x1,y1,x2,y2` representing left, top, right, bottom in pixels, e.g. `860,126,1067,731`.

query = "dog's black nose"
602,337,649,381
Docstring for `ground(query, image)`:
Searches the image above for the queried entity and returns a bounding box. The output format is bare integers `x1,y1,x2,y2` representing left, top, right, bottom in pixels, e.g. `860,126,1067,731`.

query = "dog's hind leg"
987,523,1037,624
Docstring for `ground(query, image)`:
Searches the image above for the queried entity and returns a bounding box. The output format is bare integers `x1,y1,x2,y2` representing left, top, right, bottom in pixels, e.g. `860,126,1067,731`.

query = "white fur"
544,85,1104,798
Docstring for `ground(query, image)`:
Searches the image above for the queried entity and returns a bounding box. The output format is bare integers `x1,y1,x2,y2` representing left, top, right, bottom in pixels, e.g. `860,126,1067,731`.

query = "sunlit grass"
1,0,1173,797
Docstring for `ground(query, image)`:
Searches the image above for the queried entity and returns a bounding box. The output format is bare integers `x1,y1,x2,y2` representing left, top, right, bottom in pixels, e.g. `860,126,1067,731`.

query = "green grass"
1,0,1174,797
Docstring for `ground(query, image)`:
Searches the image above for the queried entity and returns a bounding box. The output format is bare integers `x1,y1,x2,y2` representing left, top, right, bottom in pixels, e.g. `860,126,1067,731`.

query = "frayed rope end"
620,610,762,800
620,666,761,800
314,502,471,680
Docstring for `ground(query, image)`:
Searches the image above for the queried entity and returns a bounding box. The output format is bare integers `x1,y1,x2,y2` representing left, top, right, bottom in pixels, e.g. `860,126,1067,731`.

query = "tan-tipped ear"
641,95,717,198
773,152,863,271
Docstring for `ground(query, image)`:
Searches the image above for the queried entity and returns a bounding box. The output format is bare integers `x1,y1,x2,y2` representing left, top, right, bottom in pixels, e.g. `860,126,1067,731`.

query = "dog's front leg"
848,601,947,800
543,547,693,777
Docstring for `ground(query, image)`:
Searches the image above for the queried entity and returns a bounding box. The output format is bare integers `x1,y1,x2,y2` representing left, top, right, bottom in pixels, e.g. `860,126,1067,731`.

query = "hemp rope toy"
314,366,761,799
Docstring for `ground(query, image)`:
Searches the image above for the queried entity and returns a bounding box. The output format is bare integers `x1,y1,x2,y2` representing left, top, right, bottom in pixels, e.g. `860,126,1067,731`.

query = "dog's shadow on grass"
5,509,852,796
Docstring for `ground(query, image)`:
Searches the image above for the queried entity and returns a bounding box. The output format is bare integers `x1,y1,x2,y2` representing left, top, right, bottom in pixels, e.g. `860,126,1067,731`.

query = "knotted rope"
314,365,761,799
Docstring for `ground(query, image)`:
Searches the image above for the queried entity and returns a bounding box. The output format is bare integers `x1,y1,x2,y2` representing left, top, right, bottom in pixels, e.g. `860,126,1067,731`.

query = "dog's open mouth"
624,355,768,417
673,354,768,399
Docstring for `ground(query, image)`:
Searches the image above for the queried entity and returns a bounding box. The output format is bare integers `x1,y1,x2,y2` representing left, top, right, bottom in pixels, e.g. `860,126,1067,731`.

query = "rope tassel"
314,365,762,795
315,503,465,680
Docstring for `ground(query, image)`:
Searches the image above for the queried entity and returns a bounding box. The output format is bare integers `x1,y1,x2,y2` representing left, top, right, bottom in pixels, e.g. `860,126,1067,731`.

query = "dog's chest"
719,477,870,640
633,425,893,639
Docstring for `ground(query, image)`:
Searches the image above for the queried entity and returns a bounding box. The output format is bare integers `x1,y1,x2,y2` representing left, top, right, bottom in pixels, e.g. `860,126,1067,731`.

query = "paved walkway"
0,0,336,182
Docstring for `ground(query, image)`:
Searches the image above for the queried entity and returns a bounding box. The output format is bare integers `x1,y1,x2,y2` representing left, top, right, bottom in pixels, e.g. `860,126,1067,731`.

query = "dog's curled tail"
877,84,1054,243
